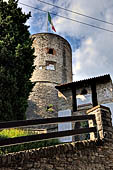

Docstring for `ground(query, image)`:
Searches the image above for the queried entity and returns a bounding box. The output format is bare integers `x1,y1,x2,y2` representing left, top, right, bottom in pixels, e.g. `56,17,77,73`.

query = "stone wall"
1,105,113,170
26,33,72,119
0,139,113,170
97,81,113,104
58,89,73,111
31,33,72,84
57,80,113,117
27,82,58,119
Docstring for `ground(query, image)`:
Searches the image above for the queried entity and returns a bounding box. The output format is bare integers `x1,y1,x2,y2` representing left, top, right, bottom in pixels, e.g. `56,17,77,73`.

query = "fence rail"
0,115,96,147
0,115,95,129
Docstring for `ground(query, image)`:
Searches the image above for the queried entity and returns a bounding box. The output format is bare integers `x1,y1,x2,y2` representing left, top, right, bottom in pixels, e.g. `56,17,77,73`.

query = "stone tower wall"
31,33,72,84
27,82,58,119
26,33,72,119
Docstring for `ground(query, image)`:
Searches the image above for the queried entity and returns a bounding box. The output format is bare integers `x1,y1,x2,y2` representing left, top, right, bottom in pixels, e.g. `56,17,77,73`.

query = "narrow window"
48,48,53,55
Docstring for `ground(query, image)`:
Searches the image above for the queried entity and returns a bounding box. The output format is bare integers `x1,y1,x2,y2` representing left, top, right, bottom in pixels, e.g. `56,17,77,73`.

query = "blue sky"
13,0,113,81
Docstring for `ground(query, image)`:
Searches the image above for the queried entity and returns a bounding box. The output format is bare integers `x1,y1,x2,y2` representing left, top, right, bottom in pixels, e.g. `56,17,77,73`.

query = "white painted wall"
58,109,72,142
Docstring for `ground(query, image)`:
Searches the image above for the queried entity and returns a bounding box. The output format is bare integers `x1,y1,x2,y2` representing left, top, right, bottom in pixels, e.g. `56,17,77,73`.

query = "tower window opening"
46,61,56,70
48,48,54,55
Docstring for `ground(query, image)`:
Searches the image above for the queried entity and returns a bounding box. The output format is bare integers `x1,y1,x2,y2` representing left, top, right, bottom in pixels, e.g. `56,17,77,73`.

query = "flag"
48,12,56,32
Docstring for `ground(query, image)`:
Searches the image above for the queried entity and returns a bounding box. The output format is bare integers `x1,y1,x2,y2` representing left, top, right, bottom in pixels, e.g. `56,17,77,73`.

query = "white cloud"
53,0,107,37
18,0,113,81
73,31,113,81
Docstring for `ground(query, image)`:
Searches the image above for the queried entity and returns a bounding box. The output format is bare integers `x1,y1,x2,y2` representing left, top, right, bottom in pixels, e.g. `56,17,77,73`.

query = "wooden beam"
0,127,97,147
0,115,95,129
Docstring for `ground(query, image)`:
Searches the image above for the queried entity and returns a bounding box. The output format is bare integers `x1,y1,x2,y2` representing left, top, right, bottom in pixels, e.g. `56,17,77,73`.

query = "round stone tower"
26,33,72,119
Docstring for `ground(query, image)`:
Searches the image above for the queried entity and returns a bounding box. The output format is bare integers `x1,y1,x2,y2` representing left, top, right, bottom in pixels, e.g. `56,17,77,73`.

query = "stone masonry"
56,75,113,117
0,139,113,170
87,105,113,141
26,33,72,120
0,105,113,170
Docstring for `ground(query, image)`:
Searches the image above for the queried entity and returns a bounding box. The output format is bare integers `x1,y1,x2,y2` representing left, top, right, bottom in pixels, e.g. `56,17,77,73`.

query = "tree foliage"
0,0,35,121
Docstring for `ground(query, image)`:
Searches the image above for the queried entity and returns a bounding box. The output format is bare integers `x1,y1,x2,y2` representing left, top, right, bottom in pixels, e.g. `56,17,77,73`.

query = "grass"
0,128,60,155
0,128,31,138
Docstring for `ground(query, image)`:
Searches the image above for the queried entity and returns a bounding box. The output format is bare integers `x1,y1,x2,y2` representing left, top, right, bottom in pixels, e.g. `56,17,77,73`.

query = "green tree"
0,0,35,121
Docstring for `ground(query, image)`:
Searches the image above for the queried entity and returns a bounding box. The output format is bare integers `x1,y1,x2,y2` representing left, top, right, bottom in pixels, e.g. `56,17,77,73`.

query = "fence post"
87,110,96,140
87,105,113,141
